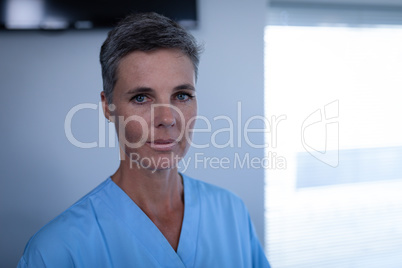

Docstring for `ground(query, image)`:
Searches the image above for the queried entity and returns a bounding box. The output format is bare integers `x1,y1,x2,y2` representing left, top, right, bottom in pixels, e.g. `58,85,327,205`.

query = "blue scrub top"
18,174,270,267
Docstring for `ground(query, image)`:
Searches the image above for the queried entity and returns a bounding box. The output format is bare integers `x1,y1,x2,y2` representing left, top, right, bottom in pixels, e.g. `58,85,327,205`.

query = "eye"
176,92,194,101
132,94,148,104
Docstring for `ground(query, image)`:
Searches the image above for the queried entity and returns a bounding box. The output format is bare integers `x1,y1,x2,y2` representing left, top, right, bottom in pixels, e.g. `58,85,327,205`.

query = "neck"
112,152,185,251
111,158,184,216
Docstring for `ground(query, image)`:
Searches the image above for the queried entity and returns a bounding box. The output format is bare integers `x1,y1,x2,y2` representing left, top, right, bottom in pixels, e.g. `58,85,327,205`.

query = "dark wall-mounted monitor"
0,0,197,30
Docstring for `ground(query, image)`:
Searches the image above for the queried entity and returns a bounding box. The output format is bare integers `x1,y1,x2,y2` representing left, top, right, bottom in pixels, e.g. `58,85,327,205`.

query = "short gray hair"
100,12,202,104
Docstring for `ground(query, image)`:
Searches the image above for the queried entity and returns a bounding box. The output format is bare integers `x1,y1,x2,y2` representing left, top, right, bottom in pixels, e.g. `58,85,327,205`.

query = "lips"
147,139,178,150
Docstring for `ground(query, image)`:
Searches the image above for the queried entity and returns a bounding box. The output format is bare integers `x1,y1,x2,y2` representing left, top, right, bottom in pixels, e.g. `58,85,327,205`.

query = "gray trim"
267,2,402,26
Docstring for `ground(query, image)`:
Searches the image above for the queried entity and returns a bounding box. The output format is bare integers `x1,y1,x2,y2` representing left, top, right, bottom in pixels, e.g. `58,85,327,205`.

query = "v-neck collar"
177,174,200,267
98,174,200,267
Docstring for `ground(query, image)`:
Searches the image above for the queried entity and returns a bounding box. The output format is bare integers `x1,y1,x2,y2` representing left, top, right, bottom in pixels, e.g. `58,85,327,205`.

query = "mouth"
147,139,178,151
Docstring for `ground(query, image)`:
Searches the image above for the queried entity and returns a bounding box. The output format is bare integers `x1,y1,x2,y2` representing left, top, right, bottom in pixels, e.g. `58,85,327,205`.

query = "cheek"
114,108,150,143
183,107,197,139
183,102,197,124
124,121,148,143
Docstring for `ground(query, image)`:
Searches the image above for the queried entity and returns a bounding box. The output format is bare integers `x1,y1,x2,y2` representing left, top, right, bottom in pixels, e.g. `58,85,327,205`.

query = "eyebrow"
173,84,196,92
125,87,153,96
125,84,195,96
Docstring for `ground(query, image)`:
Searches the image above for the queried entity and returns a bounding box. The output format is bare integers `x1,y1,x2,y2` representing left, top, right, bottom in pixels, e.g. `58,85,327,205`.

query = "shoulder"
20,179,112,264
183,173,242,198
182,174,248,213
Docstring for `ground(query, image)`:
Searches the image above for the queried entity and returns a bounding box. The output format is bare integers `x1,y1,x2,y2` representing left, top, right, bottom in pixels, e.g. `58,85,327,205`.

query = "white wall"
0,0,266,266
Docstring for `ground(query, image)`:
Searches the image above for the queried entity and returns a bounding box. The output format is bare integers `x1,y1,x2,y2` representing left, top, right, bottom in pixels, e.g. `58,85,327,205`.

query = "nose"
153,104,176,128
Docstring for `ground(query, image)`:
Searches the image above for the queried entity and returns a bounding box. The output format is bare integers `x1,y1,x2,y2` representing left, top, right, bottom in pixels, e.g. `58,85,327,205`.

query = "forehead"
116,49,195,84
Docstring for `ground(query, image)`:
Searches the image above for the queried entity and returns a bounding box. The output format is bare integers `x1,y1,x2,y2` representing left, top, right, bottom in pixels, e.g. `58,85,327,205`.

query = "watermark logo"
63,101,287,151
301,100,339,167
128,152,287,173
63,100,339,169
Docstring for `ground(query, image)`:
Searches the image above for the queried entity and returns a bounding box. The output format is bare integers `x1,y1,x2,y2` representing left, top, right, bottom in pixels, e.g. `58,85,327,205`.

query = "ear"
100,91,112,121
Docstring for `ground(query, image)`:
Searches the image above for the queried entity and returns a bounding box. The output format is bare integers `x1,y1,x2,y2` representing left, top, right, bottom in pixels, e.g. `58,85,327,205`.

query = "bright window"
264,25,402,267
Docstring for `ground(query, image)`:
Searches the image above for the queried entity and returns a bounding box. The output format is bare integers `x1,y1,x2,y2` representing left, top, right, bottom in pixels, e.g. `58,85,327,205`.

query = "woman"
18,13,270,267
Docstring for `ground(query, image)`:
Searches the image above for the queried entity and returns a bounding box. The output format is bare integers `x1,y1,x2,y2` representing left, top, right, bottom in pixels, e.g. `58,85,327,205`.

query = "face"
102,49,197,171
